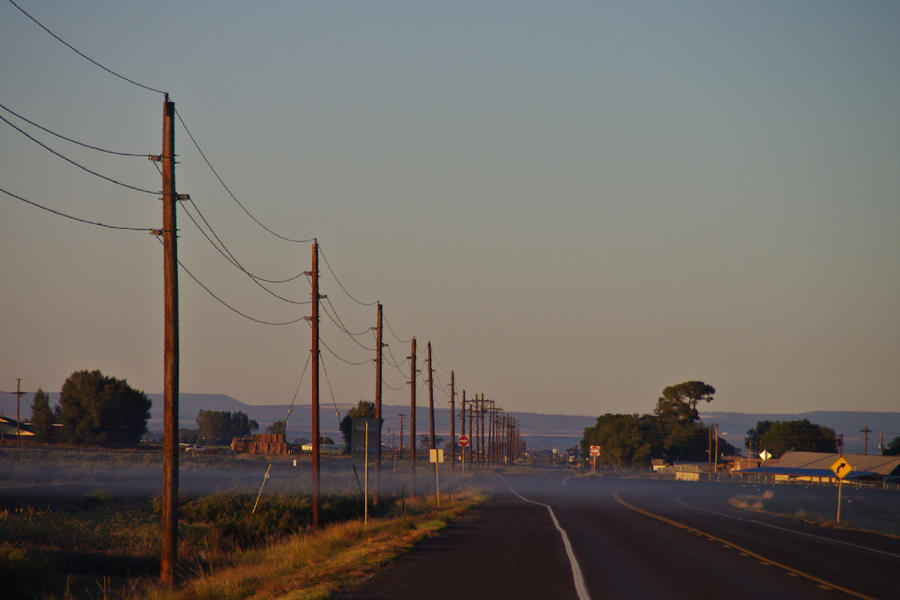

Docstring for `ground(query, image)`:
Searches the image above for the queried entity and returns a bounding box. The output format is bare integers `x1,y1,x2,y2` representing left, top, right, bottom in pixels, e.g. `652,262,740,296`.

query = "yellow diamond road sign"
831,456,853,479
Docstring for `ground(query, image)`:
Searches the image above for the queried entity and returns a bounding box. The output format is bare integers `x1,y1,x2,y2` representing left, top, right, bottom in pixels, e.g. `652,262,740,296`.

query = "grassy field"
0,446,484,599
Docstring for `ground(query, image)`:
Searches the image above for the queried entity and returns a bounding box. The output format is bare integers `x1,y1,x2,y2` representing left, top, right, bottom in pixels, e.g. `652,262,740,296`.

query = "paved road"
339,470,900,600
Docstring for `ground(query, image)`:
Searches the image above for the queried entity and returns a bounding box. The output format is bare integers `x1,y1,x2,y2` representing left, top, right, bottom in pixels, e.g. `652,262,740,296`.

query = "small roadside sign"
831,456,853,479
759,450,772,462
458,434,470,447
430,448,444,464
589,445,600,457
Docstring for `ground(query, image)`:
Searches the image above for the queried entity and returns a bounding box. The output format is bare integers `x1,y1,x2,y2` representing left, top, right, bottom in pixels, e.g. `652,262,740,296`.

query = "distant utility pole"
449,371,456,469
409,337,417,492
398,413,406,454
374,303,383,504
428,342,435,449
157,93,181,586
861,426,872,455
308,241,322,528
12,378,27,448
461,390,467,465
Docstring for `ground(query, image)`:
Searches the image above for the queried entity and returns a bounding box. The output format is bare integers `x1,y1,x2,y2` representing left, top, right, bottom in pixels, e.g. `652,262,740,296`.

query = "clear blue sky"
2,1,898,417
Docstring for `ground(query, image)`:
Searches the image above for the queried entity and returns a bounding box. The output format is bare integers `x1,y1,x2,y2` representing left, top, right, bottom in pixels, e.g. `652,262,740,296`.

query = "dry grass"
140,491,484,600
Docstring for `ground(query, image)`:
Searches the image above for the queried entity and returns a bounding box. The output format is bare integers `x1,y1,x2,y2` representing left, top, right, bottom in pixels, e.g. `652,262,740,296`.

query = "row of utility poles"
153,95,522,586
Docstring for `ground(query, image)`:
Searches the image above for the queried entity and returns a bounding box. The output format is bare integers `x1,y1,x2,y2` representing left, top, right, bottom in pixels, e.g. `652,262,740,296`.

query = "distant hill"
2,392,896,453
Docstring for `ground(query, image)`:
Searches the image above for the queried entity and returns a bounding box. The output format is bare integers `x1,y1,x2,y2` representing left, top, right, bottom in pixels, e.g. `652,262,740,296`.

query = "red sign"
458,434,470,447
589,445,600,457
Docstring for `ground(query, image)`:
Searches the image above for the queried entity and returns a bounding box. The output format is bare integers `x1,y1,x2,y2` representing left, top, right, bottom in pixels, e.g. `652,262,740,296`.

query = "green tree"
882,436,900,456
759,419,837,458
581,413,658,468
58,370,151,447
266,420,287,436
745,420,775,452
196,410,258,445
30,388,55,441
339,400,379,453
654,381,715,424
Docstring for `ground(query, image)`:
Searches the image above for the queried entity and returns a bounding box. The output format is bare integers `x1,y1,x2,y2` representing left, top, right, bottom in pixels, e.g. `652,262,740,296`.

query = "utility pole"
159,94,179,586
409,337,417,492
398,413,406,455
480,395,486,466
159,95,179,585
308,241,321,528
449,371,456,469
461,390,467,465
427,342,435,450
374,303,383,504
861,426,872,455
12,379,27,448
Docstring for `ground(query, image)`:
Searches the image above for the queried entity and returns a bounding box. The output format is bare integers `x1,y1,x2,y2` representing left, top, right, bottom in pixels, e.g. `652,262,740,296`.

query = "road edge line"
499,475,591,600
611,491,875,600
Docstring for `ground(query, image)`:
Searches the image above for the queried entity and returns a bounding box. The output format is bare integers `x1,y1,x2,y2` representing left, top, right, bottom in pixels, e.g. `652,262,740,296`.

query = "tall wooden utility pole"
374,303,383,504
461,390,466,465
427,342,435,449
409,337,417,492
449,371,456,469
160,93,179,585
861,426,872,455
309,241,321,528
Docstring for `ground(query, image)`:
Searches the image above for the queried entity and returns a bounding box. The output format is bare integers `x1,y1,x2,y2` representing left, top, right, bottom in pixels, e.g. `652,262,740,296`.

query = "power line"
0,102,150,157
153,234,306,326
319,246,378,307
8,0,166,95
319,334,372,367
0,113,158,195
174,108,314,244
318,354,343,426
180,199,307,284
384,315,411,344
2,186,152,231
179,201,311,306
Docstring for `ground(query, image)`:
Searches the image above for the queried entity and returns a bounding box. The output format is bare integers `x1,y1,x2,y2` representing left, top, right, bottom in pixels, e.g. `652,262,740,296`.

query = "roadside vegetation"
0,446,483,599
729,487,900,537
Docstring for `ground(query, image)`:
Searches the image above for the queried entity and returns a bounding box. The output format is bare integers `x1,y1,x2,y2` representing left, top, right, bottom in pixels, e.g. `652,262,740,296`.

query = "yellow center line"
611,492,875,600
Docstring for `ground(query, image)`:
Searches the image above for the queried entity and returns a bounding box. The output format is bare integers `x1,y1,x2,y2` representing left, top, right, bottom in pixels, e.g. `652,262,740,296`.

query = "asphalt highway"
339,470,900,600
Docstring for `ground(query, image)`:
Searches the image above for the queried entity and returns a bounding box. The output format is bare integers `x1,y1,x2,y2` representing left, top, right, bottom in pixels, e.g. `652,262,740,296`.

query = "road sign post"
589,445,600,474
830,456,853,524
430,449,444,508
459,434,470,476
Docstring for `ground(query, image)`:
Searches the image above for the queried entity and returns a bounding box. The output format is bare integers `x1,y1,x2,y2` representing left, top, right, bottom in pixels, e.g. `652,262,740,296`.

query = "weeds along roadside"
0,447,487,599
139,490,486,600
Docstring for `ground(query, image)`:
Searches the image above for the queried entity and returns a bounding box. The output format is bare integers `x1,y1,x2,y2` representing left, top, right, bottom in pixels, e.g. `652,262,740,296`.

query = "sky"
1,1,898,418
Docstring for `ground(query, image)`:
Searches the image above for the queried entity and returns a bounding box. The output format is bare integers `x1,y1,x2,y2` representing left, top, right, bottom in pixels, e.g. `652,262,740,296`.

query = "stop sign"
458,434,470,447
589,445,600,457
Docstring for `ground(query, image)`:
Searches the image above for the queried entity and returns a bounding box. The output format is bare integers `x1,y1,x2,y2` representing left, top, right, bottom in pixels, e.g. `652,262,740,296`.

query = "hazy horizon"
2,2,898,417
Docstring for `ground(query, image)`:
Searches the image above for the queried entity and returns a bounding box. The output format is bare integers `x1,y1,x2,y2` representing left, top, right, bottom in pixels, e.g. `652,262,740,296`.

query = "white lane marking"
499,475,590,600
561,476,570,487
675,496,900,560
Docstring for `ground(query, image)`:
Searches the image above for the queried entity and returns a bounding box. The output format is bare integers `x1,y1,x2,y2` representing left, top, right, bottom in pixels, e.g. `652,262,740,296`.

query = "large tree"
581,413,658,468
759,419,837,458
58,370,151,447
339,400,381,453
196,410,258,445
654,380,715,424
30,388,55,441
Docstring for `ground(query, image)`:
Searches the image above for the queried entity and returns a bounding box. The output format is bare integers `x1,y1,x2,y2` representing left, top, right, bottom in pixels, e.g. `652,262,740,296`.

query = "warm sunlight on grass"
141,491,484,600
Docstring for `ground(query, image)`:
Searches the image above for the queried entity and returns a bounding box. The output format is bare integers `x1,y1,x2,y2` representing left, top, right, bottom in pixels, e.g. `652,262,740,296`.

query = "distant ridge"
2,392,897,453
